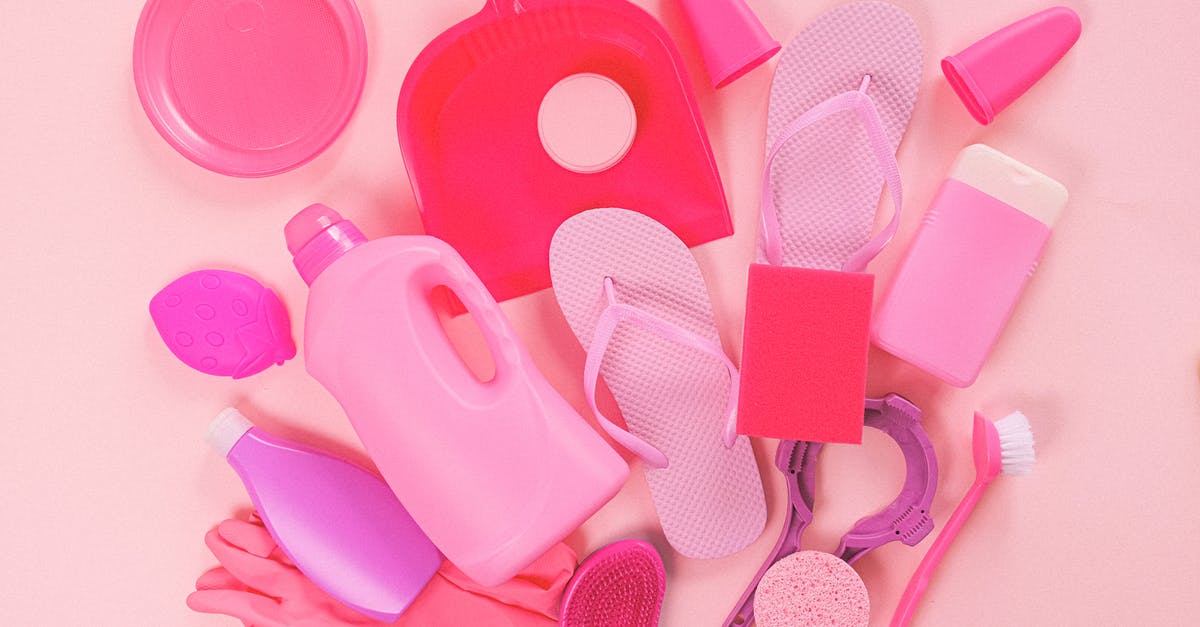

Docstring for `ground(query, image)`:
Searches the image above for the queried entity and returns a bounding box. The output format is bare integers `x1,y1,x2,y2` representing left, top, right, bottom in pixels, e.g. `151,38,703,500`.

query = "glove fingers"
186,589,289,627
204,527,300,599
218,518,279,559
196,567,249,592
439,542,578,618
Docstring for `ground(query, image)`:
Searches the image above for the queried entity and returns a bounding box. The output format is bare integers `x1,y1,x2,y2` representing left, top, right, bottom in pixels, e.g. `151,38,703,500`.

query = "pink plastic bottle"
285,204,628,587
207,408,442,621
873,145,1068,387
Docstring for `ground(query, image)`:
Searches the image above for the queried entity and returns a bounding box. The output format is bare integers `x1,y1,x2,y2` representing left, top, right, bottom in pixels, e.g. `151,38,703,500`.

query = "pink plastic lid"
538,74,637,175
133,0,368,177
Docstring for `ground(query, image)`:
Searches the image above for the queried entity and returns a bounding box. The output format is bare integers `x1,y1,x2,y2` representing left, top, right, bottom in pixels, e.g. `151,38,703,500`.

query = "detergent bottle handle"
428,246,523,393
488,0,525,16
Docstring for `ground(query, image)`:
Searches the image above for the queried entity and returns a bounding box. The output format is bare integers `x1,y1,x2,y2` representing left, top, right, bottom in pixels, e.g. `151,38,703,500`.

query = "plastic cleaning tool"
890,411,1035,627
725,395,937,627
397,0,732,304
149,270,295,378
188,513,579,627
206,408,442,622
551,208,766,559
559,540,666,627
942,6,1082,125
539,74,637,174
739,0,922,445
676,0,780,88
286,204,627,587
133,0,368,176
874,145,1068,387
753,551,870,627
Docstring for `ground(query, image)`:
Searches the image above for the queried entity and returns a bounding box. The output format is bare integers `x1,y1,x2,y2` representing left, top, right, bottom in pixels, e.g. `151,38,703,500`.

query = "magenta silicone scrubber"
149,269,295,379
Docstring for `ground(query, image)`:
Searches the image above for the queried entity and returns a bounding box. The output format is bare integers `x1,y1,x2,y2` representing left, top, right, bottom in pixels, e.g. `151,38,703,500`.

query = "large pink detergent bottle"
285,204,629,587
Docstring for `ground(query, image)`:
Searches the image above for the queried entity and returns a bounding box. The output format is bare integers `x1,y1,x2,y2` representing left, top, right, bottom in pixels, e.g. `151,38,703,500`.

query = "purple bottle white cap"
207,408,254,457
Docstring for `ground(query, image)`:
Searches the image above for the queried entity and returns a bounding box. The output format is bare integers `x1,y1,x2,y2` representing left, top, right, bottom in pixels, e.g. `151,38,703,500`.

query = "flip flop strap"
583,277,740,469
760,75,904,272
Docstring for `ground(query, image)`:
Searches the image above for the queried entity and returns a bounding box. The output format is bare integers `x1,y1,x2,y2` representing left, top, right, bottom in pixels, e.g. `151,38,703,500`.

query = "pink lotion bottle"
207,408,442,621
285,205,628,587
874,145,1068,387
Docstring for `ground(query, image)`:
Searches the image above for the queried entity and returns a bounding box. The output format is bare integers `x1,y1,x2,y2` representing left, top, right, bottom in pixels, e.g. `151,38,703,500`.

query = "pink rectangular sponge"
737,264,873,444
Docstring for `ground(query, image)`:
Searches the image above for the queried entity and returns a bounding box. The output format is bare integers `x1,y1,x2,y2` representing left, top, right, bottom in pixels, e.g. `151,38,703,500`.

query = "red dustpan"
397,0,732,303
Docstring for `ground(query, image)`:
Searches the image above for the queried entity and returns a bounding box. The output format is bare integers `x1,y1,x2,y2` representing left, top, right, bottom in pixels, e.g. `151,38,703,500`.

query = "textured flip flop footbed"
737,1,923,444
761,0,921,268
551,208,766,559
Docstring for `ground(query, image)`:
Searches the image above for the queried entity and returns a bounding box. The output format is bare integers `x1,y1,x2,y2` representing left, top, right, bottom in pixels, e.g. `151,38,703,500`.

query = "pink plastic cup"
942,6,1081,125
677,0,780,89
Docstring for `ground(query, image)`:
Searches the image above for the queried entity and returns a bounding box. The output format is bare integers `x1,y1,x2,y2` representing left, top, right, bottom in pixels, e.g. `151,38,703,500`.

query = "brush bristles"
995,412,1036,475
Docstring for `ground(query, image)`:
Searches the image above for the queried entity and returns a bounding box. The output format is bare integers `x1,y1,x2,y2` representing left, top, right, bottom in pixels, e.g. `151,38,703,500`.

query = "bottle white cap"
207,408,255,458
950,144,1068,227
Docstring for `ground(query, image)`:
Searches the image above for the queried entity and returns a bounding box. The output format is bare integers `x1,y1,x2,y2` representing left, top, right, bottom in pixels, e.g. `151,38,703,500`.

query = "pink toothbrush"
890,411,1035,627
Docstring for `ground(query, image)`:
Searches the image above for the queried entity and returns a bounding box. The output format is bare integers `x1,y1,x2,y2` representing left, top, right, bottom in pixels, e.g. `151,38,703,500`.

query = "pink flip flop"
735,1,923,445
758,1,921,271
550,208,766,559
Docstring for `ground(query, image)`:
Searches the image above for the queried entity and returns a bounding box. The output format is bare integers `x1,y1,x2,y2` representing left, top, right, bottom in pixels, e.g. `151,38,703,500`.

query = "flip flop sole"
551,208,766,559
764,1,922,269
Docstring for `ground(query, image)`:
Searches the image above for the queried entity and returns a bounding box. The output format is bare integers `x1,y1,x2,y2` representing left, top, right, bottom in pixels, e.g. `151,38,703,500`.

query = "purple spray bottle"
207,408,443,621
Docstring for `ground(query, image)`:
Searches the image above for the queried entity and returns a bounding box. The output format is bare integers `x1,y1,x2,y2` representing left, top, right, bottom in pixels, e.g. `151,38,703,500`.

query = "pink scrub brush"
559,539,665,627
890,411,1035,627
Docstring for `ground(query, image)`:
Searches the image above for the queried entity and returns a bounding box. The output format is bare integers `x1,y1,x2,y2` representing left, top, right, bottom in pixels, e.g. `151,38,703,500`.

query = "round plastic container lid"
133,0,368,177
538,74,637,175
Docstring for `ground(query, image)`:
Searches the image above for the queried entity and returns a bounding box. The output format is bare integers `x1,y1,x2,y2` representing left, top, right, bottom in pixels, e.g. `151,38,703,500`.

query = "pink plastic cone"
942,6,1082,124
677,0,780,89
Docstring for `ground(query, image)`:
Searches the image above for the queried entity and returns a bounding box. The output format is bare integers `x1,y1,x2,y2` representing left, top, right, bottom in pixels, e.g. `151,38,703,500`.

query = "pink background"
2,0,1199,625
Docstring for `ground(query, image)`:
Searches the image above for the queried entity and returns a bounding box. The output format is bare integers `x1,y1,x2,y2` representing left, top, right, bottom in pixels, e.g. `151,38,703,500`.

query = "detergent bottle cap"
286,204,367,285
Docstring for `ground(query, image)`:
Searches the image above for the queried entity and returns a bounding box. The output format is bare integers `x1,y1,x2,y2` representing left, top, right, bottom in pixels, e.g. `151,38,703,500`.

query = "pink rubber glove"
188,513,578,626
401,545,577,626
187,515,383,626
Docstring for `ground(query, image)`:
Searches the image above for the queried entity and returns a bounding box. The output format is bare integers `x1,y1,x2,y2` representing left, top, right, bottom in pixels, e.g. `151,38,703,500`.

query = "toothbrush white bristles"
995,411,1036,476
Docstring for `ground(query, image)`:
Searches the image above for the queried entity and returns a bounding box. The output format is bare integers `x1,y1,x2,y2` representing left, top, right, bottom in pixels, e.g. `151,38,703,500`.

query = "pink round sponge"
753,551,870,627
